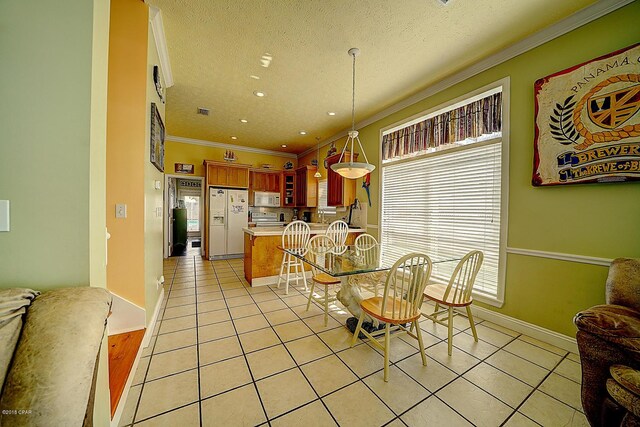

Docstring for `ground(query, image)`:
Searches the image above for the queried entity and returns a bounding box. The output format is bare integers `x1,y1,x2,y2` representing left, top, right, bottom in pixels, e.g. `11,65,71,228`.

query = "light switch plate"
115,204,127,218
0,200,9,232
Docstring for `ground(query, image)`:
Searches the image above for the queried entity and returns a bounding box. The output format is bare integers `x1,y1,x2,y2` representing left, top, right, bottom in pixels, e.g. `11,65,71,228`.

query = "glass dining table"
284,244,460,330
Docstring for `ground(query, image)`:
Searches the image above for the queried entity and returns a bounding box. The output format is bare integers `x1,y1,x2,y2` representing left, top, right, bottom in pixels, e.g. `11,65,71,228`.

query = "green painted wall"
354,2,640,336
0,0,97,288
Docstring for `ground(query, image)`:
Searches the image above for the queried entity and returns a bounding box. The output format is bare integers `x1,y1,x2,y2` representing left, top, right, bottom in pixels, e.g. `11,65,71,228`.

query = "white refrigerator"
209,187,248,259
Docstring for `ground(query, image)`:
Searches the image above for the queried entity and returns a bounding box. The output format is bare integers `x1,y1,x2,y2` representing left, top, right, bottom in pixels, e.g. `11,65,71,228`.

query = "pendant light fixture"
330,47,375,180
314,137,322,178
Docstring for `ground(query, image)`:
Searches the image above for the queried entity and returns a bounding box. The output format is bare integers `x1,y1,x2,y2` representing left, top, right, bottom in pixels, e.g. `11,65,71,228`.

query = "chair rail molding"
506,247,613,267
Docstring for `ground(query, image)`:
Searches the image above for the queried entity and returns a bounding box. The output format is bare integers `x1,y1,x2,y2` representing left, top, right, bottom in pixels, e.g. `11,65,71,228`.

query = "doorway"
164,175,205,258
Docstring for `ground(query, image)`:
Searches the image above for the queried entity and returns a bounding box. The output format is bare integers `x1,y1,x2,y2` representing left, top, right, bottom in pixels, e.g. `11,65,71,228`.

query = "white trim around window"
378,77,510,307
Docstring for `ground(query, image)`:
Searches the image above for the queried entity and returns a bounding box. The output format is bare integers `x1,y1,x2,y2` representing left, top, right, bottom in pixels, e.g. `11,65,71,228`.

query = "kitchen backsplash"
248,199,367,228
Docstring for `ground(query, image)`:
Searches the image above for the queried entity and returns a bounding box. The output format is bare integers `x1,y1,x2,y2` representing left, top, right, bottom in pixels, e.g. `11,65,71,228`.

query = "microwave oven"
254,191,281,207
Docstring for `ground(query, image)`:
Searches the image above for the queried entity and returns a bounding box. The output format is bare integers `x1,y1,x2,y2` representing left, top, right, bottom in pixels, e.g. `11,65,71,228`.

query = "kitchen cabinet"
249,170,281,205
325,152,358,206
282,172,296,207
204,160,250,188
295,165,317,208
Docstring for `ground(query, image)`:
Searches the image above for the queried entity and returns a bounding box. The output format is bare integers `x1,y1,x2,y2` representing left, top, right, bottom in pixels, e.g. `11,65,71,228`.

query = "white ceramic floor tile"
364,366,430,414
270,400,337,427
118,384,141,426
146,346,198,381
337,343,385,378
503,412,541,426
158,315,196,335
198,321,236,343
200,355,253,398
486,350,549,387
197,308,231,326
154,328,197,354
504,339,564,370
300,355,358,397
256,369,317,419
401,396,472,427
437,378,513,427
239,327,281,354
554,358,582,384
538,373,582,411
135,369,199,421
463,362,533,408
397,354,458,392
134,403,199,427
246,344,296,380
285,335,333,365
199,335,243,365
427,341,481,374
200,384,266,427
520,390,589,427
273,320,314,342
322,381,395,426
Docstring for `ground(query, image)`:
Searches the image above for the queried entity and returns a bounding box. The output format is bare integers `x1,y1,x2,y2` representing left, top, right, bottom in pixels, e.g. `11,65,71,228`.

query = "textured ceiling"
150,0,597,154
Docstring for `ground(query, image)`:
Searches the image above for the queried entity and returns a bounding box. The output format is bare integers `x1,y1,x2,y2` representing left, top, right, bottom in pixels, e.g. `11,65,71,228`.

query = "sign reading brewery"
533,43,640,186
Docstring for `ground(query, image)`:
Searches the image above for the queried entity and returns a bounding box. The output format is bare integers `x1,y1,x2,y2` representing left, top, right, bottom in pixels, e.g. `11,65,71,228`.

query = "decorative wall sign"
175,163,194,174
533,43,640,186
153,65,165,103
150,103,165,172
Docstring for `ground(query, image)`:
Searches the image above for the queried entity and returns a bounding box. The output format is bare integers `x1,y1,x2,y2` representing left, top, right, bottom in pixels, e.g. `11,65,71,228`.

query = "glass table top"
284,244,460,277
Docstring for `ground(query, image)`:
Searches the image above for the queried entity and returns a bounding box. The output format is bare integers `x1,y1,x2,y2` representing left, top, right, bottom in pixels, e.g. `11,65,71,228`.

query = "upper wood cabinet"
295,165,317,208
249,170,281,205
204,160,250,188
325,152,358,206
282,172,296,207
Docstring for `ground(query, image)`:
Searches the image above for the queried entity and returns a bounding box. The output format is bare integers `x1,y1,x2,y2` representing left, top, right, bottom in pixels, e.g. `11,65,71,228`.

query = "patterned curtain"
382,92,502,161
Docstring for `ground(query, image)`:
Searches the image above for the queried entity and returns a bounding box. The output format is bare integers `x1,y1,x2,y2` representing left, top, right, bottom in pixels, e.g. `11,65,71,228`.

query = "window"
184,195,200,232
380,80,508,305
317,181,337,215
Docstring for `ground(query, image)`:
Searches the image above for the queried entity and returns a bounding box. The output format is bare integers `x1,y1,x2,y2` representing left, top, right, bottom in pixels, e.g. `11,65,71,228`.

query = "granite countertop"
243,224,366,237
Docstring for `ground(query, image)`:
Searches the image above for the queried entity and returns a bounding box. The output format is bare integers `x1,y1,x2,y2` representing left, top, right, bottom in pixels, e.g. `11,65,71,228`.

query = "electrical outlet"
115,204,127,218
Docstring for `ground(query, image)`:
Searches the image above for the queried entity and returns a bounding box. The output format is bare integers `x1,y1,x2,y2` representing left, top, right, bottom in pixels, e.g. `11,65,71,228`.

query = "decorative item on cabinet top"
224,150,236,162
283,161,294,170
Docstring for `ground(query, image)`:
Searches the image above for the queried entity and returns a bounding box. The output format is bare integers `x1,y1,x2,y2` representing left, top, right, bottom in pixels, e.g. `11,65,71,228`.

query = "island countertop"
243,225,366,237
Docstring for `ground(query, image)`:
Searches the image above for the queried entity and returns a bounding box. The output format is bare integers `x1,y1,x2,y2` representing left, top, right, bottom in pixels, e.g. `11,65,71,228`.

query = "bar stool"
277,220,311,295
305,235,340,326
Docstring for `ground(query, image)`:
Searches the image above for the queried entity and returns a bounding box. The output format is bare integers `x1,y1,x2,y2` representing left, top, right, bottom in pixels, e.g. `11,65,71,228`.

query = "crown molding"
167,135,298,159
300,0,634,159
149,6,174,88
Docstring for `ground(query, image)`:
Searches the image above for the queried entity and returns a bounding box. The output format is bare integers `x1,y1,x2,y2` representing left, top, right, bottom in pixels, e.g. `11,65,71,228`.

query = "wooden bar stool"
276,221,311,295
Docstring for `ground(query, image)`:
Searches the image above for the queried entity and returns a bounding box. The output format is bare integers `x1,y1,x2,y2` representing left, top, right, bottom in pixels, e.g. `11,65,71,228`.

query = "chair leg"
277,252,286,289
447,306,454,356
414,318,427,366
466,306,478,342
383,322,391,382
306,281,316,311
323,285,329,326
293,260,300,286
300,261,308,291
285,254,291,295
350,312,365,347
432,303,440,322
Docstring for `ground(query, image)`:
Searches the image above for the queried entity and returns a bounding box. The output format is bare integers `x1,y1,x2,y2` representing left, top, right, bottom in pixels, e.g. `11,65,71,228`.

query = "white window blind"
380,140,502,298
317,181,336,214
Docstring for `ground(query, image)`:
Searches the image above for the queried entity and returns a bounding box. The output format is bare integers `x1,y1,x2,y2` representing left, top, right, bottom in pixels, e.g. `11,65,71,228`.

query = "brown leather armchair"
574,258,640,427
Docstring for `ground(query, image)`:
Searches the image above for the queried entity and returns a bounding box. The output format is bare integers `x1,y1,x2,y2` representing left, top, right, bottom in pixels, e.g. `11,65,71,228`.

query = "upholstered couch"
574,258,640,427
0,287,111,427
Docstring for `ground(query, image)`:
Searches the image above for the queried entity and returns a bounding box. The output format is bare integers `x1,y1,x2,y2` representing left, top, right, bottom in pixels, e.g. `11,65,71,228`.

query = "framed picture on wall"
150,103,165,172
533,43,640,186
175,163,194,174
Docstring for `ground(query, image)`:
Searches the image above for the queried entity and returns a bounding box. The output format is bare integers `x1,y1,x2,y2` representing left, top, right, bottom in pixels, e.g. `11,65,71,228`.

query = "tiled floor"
119,256,587,426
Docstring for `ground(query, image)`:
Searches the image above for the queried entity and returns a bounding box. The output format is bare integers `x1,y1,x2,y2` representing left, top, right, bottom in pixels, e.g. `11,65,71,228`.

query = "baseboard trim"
469,305,578,354
109,337,145,427
143,288,165,348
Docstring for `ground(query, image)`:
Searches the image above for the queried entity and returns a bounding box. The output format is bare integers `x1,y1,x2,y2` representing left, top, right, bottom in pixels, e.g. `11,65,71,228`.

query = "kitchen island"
243,225,365,286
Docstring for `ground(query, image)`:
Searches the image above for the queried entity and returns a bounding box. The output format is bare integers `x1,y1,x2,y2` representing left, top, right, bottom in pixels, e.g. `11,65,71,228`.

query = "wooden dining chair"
420,250,484,356
305,235,340,326
352,233,385,297
351,253,433,382
277,220,311,295
325,220,349,246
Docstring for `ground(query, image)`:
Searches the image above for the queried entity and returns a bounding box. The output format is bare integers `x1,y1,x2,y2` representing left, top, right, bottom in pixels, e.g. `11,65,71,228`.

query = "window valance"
382,92,502,161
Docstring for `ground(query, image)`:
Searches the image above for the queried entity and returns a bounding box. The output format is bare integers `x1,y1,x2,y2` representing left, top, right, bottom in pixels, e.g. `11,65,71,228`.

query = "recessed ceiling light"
250,75,260,80
253,91,266,97
281,144,287,148
240,119,248,123
231,136,238,140
327,112,336,116
299,131,307,135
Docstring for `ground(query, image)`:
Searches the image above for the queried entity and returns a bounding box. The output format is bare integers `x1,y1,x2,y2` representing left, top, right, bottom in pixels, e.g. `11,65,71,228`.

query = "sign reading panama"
533,43,640,186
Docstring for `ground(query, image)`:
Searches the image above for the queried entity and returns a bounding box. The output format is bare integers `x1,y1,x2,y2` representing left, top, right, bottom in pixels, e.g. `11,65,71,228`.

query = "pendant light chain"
351,52,356,132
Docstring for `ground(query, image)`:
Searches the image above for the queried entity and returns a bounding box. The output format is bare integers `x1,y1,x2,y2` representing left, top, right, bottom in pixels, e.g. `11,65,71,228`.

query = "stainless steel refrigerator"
209,187,248,259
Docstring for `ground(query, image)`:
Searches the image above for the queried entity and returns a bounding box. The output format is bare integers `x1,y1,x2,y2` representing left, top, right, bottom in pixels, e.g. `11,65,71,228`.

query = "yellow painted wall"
106,0,149,307
165,140,298,175
350,2,640,336
144,19,166,325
